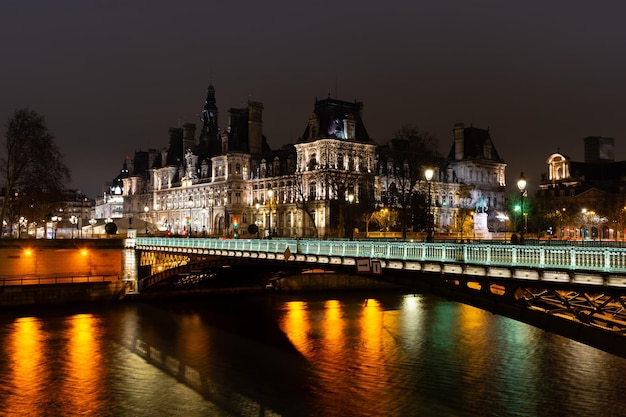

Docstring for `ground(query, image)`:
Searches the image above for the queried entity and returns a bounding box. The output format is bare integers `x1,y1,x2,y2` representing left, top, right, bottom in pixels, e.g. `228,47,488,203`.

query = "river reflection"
276,293,626,416
0,292,625,417
1,314,110,416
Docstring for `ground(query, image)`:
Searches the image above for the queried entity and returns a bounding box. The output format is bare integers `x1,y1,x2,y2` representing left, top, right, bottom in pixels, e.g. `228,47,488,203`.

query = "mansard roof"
569,160,626,182
260,144,296,177
299,97,372,144
447,125,504,163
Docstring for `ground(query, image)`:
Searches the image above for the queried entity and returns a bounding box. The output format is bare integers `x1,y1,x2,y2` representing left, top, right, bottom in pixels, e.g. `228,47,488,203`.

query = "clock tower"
200,84,220,156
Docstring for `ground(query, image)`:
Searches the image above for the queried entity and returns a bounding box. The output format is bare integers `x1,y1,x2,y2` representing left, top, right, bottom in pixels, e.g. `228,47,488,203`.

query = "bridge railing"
135,237,626,273
0,274,119,286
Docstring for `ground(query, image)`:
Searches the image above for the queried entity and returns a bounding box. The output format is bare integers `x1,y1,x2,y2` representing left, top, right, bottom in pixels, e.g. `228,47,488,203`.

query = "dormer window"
547,153,571,181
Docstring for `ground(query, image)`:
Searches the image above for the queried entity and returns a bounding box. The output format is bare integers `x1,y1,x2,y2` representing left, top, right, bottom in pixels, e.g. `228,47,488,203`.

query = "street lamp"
581,208,589,240
425,168,434,242
348,193,354,240
70,214,78,239
14,191,21,239
202,206,207,236
267,188,274,238
69,215,78,239
143,204,149,235
89,218,96,238
255,202,261,238
19,217,27,239
187,196,193,237
51,215,61,239
517,172,527,244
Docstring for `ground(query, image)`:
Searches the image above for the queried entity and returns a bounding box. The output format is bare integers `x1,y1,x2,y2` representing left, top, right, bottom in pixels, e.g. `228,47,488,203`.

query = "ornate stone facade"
116,87,507,238
375,122,506,236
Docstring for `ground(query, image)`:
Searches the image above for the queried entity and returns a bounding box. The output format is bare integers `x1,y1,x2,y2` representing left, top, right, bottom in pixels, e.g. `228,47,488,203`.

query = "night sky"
2,1,625,199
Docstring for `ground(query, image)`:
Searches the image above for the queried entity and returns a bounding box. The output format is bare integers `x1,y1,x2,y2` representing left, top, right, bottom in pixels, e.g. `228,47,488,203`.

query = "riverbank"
0,281,132,309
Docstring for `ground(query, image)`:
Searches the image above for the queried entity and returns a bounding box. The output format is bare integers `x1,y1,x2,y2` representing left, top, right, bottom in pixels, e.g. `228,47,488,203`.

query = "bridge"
132,237,626,357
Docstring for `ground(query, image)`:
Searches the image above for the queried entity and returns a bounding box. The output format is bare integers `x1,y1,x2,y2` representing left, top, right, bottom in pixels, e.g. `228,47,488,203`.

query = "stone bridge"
131,237,626,358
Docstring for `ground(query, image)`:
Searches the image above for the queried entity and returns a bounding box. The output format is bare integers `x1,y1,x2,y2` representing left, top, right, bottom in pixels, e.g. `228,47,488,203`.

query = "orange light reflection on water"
318,299,348,389
5,313,107,416
321,299,344,351
358,298,393,379
64,314,105,415
281,297,398,415
281,301,311,355
5,317,45,415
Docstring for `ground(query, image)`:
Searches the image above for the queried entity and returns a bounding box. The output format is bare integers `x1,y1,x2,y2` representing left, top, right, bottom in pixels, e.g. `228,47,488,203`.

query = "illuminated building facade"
537,136,626,239
376,123,507,235
118,86,506,238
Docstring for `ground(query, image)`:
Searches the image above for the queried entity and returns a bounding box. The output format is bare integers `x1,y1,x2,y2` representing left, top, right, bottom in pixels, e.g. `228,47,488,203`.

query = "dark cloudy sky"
2,1,625,199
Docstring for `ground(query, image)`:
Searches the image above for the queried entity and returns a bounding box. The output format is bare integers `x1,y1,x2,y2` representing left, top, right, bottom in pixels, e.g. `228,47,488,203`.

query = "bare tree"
292,171,319,237
1,109,71,237
379,124,439,239
317,168,357,237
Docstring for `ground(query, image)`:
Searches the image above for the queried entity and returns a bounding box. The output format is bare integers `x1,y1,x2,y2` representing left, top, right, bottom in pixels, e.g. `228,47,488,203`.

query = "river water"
0,290,624,417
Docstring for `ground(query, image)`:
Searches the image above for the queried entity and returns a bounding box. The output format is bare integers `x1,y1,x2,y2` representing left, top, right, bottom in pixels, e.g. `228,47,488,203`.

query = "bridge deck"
133,237,626,283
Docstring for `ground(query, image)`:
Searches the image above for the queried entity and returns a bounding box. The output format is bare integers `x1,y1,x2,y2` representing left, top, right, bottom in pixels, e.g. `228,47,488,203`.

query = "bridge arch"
131,237,626,357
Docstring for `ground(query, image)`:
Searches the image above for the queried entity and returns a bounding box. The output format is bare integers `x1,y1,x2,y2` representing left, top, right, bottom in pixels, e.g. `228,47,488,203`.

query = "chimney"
248,100,263,156
584,136,614,163
454,123,465,160
183,123,196,152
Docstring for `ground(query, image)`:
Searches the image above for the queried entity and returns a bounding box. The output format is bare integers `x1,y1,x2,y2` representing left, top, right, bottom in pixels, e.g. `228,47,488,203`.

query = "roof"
298,97,372,144
447,126,504,162
570,160,626,182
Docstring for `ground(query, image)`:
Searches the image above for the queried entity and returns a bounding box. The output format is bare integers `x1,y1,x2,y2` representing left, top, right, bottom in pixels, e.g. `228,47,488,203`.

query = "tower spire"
200,83,220,156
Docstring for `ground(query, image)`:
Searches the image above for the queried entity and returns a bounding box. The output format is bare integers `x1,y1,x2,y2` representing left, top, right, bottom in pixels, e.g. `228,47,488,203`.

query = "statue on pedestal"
472,194,491,239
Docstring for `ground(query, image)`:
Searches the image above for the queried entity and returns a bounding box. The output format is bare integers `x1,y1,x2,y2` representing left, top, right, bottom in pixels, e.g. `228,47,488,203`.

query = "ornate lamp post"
255,202,261,238
425,168,434,242
143,204,149,235
267,188,274,238
517,172,527,244
348,193,354,240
